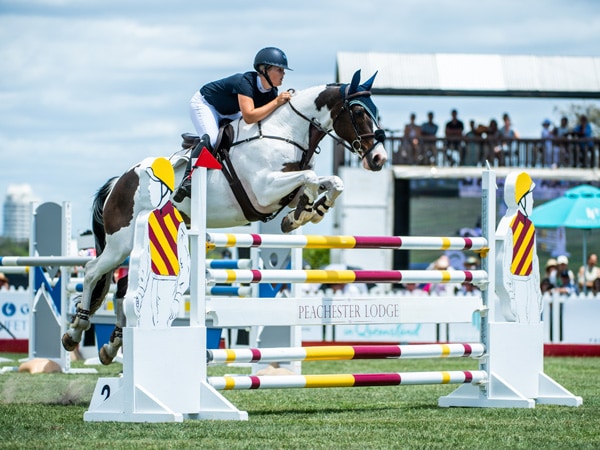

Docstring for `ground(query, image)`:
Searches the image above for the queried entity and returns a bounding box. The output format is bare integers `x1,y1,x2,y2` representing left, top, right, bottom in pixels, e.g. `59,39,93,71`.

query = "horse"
61,70,388,363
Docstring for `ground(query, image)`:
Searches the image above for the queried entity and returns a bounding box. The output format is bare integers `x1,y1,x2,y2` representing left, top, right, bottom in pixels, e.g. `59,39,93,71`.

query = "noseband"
288,89,386,161
331,91,386,160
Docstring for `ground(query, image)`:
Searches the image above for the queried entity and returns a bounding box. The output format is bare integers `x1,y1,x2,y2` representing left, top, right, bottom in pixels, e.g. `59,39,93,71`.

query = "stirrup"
173,177,191,202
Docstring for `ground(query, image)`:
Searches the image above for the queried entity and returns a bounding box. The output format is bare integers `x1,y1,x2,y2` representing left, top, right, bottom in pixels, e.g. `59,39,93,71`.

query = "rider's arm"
238,92,291,124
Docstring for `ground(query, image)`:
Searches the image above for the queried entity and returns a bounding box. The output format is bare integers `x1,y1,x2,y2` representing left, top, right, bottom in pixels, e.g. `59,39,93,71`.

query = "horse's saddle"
178,122,284,223
180,120,234,161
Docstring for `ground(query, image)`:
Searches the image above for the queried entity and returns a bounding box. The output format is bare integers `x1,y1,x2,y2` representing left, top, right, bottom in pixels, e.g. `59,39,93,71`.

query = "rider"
173,47,293,202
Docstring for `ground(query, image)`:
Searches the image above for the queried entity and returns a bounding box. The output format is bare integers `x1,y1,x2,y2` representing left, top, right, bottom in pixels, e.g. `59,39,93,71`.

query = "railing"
335,135,600,170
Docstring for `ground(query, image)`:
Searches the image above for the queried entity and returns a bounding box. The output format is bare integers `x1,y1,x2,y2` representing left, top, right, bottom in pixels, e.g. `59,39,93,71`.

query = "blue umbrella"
530,184,600,292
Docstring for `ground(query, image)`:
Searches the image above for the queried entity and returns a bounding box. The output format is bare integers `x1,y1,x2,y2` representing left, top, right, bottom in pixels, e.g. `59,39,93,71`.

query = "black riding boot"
173,138,205,202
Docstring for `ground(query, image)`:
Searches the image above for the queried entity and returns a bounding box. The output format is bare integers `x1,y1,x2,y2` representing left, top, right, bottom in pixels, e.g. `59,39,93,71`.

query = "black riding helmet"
253,47,292,71
254,47,292,89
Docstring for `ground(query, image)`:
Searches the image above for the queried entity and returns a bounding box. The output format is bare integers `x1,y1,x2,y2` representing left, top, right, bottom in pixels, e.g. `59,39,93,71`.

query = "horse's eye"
354,108,364,118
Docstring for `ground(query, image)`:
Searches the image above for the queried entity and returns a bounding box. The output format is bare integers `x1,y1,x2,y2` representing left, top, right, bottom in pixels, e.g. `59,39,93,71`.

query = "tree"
0,237,28,257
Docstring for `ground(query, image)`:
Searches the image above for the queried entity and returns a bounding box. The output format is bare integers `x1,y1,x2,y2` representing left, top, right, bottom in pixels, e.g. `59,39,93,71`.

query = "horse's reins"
228,88,385,164
215,87,385,223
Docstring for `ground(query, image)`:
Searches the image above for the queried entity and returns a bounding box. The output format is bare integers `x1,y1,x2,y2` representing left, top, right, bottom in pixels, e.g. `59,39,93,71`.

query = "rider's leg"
173,139,204,202
173,92,221,202
189,91,220,146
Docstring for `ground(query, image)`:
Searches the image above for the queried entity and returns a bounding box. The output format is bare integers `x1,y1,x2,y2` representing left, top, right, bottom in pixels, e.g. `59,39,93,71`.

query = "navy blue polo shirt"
200,71,278,115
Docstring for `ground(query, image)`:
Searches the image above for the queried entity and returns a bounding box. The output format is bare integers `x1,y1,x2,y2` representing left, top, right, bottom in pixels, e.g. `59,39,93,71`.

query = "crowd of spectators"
541,253,600,297
394,110,597,168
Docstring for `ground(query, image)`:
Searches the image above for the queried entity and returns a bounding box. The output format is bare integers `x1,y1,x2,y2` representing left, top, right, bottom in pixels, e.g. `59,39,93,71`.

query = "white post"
440,168,582,408
190,153,248,420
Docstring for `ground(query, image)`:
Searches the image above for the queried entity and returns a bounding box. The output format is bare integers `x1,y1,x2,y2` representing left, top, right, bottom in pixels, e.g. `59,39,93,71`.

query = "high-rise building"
2,184,39,241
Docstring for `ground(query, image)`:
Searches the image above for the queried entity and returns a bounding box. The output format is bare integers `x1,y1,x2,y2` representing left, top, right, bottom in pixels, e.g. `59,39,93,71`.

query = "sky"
1,0,599,237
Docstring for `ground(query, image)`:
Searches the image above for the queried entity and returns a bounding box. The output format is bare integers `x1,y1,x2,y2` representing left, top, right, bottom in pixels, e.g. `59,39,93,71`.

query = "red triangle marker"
194,147,222,170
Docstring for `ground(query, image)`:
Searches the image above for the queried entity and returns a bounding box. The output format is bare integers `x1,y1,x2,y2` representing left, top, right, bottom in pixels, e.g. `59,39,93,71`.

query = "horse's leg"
280,187,315,233
62,257,111,351
280,175,344,231
98,275,128,365
62,233,132,351
249,169,321,233
310,175,344,225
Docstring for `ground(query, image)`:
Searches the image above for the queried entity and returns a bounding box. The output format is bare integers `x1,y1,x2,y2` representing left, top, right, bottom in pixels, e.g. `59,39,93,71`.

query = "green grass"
1,354,598,449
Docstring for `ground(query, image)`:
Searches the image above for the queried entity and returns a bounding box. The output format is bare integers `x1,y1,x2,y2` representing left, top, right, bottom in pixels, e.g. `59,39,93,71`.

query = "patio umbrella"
530,184,600,292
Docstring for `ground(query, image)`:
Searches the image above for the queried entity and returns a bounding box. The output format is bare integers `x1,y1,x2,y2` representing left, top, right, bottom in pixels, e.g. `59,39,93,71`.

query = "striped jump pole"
208,233,488,252
207,286,252,297
207,269,488,285
206,259,252,270
0,256,248,270
208,343,485,364
208,370,488,390
67,282,253,297
0,256,92,267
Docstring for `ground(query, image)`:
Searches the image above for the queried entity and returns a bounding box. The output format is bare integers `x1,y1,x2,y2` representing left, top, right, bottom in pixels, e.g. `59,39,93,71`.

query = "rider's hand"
276,91,291,106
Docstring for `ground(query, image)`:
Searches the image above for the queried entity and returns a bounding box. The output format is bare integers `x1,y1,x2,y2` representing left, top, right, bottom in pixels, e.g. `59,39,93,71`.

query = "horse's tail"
92,177,118,256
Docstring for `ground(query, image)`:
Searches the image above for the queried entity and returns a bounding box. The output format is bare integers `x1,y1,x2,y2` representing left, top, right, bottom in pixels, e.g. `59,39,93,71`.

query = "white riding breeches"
189,91,241,147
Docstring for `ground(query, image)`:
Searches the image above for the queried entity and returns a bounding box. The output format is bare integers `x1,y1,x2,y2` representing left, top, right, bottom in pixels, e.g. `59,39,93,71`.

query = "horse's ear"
361,71,378,92
349,69,361,94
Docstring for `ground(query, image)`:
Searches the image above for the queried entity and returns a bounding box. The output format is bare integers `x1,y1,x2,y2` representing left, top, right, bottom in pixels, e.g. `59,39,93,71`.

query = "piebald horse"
62,70,388,363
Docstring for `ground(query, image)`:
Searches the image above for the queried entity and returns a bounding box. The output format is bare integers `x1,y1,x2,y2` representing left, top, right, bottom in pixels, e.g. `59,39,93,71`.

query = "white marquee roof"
336,52,600,98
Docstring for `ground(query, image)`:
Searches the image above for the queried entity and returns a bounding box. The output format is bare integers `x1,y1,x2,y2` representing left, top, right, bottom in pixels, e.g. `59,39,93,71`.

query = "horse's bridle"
287,89,386,161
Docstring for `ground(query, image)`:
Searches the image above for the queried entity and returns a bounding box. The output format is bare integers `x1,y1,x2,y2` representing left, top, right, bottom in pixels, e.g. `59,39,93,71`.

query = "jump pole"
207,343,485,364
208,233,488,251
206,268,488,285
208,370,488,390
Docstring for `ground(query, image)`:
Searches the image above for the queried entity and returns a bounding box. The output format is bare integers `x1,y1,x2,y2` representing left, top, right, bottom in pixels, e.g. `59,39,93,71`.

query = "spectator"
572,115,594,167
545,258,558,283
541,119,558,168
577,253,600,293
555,116,572,138
401,282,426,296
463,119,481,166
499,113,520,166
553,116,572,166
483,119,500,165
540,277,554,295
421,111,439,138
464,255,479,270
556,270,577,296
444,109,464,166
573,114,593,139
420,111,439,165
554,255,576,295
402,113,421,164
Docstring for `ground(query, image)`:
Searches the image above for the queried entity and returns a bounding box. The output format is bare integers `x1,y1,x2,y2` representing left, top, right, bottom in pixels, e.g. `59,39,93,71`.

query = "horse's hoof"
280,217,294,234
61,333,79,352
99,346,114,365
